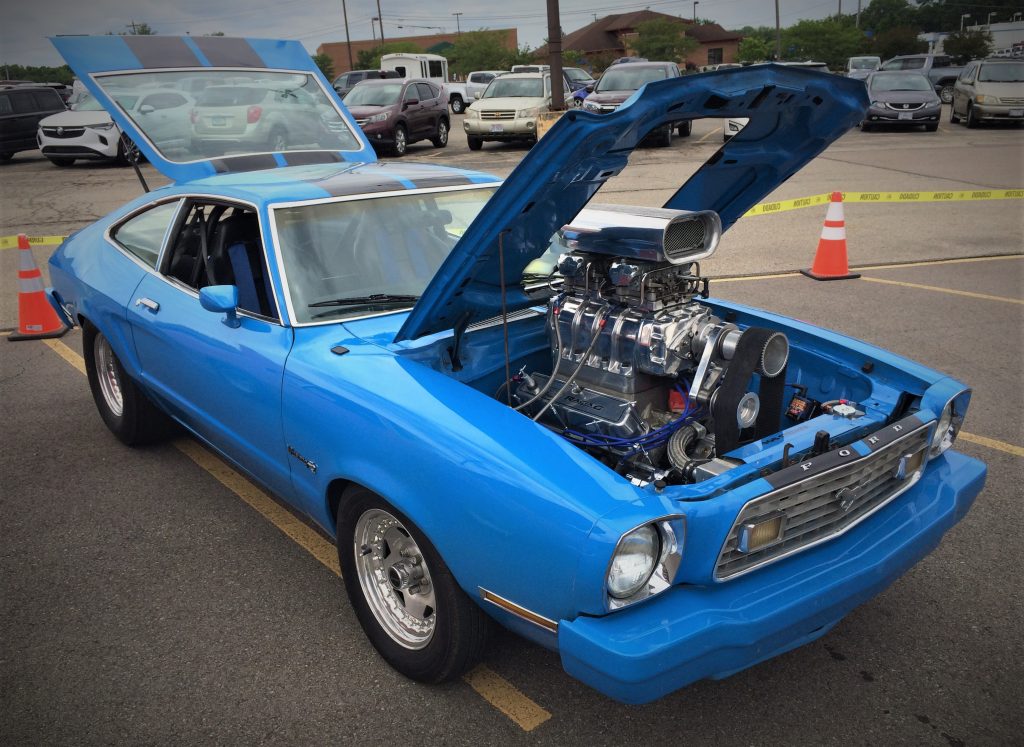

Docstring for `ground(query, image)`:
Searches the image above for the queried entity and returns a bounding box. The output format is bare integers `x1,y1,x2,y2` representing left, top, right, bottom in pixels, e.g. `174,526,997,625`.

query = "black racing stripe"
314,173,411,197
283,151,344,167
192,37,264,68
409,175,473,188
122,36,201,69
212,154,280,174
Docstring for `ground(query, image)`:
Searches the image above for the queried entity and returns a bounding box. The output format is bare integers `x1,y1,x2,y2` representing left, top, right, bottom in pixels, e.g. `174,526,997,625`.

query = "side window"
934,56,950,68
417,83,435,101
33,91,63,110
394,66,407,77
142,93,187,110
0,94,11,114
112,201,181,268
904,58,925,70
403,85,418,103
428,60,445,78
164,202,278,319
10,92,35,113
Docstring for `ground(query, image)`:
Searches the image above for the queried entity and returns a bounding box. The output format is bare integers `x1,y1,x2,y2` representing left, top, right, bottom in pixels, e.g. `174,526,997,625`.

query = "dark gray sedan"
861,71,942,131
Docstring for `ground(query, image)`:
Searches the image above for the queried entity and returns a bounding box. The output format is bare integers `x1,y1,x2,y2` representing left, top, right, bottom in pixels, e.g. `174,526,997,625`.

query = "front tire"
467,135,482,151
949,105,961,124
925,123,938,132
450,96,465,114
430,119,449,148
337,487,489,683
48,157,75,167
966,103,979,129
83,322,173,446
677,120,692,137
115,136,140,166
656,124,673,147
0,152,14,162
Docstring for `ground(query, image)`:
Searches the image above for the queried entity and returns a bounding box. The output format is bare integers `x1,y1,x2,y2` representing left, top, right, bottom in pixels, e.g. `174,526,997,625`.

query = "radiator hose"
666,424,699,471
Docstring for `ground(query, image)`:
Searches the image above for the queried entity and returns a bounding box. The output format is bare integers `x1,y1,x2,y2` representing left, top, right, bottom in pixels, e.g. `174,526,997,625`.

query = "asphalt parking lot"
2,111,1022,744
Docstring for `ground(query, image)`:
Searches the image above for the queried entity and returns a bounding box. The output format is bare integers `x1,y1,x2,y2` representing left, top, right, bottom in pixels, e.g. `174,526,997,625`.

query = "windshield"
870,73,931,92
73,94,104,111
979,62,1024,82
344,83,403,106
563,67,591,82
484,78,544,98
92,69,360,161
273,186,498,323
596,67,668,92
850,58,880,70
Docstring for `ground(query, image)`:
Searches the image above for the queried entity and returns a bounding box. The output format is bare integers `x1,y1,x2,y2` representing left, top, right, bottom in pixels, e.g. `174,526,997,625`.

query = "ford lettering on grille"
714,415,931,581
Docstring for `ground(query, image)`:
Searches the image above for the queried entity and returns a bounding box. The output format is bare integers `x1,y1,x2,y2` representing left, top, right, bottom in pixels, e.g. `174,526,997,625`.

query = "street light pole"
452,12,462,35
376,0,385,45
693,0,699,22
774,0,781,60
341,0,353,70
546,0,564,110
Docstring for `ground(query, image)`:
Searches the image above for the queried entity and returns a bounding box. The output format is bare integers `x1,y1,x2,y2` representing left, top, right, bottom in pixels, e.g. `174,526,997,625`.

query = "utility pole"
856,0,861,28
693,1,699,22
837,0,842,20
546,0,565,110
452,12,462,35
774,0,781,60
376,0,385,46
341,0,354,70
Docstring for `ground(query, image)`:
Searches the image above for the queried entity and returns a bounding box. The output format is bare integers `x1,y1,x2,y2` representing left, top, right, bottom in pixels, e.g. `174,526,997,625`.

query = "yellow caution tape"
2,188,1021,247
0,234,70,250
743,189,1024,216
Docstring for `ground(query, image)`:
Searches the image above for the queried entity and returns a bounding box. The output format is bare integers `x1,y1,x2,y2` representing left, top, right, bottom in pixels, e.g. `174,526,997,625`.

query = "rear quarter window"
0,94,11,114
112,201,180,267
197,87,265,106
10,92,36,113
33,90,64,109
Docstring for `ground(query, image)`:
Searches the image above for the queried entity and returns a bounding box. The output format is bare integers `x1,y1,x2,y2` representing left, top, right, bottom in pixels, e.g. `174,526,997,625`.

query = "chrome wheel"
393,127,407,156
436,120,448,145
94,333,123,417
354,508,436,649
939,85,953,104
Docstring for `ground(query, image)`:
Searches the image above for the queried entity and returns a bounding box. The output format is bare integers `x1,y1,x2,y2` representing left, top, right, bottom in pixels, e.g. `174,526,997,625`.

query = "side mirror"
403,98,419,109
199,285,240,328
585,84,594,93
139,104,155,115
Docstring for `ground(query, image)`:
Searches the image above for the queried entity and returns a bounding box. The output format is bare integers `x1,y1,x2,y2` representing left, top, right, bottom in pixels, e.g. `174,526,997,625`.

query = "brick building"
318,29,518,76
536,11,741,70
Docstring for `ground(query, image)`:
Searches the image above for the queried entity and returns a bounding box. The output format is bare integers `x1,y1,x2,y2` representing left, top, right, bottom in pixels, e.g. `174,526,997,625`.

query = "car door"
127,199,294,498
401,83,426,137
417,83,440,132
954,63,976,115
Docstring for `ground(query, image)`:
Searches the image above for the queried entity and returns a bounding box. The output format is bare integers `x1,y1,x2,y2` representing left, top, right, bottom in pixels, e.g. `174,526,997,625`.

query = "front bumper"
558,450,985,704
974,103,1024,121
464,117,537,140
38,127,120,160
865,105,941,125
358,120,397,147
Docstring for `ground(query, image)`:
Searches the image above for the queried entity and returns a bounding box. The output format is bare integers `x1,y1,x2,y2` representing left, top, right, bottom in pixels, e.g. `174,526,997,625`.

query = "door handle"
135,297,160,313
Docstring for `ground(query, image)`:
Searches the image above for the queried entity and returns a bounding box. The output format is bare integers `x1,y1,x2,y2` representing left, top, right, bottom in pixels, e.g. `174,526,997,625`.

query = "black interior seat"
209,212,277,318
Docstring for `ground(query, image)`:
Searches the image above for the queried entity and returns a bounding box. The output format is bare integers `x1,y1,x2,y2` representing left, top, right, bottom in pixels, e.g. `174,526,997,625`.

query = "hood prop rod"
498,231,513,406
121,132,149,194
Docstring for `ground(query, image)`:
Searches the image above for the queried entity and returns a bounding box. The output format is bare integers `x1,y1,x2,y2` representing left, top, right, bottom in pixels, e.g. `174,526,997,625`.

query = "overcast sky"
3,0,851,67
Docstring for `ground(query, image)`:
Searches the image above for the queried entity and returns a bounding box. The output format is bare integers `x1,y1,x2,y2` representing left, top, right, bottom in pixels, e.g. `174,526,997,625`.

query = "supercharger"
513,205,790,479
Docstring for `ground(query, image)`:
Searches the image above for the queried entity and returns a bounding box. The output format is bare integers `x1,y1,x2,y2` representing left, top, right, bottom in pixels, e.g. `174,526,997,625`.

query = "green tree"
0,63,73,84
587,51,617,73
781,18,867,68
355,41,424,70
633,19,697,62
858,0,919,35
126,22,156,34
446,30,515,75
737,37,771,62
942,29,992,60
872,26,928,59
562,49,584,66
312,53,335,80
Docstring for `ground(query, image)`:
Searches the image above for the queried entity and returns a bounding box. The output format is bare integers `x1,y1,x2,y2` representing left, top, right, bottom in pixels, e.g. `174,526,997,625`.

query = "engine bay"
508,205,794,485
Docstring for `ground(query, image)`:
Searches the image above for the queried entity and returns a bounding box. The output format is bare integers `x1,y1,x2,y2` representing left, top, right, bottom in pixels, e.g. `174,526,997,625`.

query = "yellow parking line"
712,254,1023,284
860,276,1023,305
40,335,552,732
463,665,552,732
698,126,722,143
958,432,1024,458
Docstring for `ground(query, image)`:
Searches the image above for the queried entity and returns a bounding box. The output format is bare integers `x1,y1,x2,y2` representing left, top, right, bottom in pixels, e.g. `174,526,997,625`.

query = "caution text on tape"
0,234,70,250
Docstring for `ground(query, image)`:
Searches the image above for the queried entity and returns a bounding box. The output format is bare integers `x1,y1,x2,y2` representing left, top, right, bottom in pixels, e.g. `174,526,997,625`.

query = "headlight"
607,525,659,599
606,516,685,609
367,111,390,123
583,101,600,112
930,391,969,458
465,108,480,119
517,106,540,118
975,94,1000,105
870,100,883,108
87,122,116,130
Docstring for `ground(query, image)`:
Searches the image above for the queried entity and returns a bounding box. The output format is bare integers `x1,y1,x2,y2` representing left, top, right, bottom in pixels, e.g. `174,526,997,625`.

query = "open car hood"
51,35,376,183
396,65,868,343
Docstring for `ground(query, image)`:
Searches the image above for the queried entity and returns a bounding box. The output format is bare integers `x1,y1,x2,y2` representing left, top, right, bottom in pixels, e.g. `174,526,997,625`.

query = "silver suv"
191,84,325,155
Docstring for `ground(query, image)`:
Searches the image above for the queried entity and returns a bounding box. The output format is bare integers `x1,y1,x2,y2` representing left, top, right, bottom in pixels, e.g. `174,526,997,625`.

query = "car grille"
714,417,931,581
481,110,515,120
41,127,85,139
1000,97,1024,105
355,119,369,126
598,104,620,112
886,102,925,111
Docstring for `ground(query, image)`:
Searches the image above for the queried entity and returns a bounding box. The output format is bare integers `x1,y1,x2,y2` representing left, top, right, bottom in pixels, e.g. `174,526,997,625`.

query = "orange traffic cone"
800,192,860,281
8,234,68,341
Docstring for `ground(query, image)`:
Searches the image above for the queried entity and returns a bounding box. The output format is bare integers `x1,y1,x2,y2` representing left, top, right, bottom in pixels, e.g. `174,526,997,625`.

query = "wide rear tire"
337,486,490,683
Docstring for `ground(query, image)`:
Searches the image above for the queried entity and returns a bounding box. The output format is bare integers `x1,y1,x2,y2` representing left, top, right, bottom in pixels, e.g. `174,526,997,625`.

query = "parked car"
950,58,1024,127
463,72,571,149
724,61,830,140
0,85,66,161
465,70,507,102
860,71,942,131
51,35,986,706
37,92,143,166
379,53,469,114
343,78,449,155
332,69,400,98
582,61,690,143
879,54,964,104
846,56,881,81
563,66,596,92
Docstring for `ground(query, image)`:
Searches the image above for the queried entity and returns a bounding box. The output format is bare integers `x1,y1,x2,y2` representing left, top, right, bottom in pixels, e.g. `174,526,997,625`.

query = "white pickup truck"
380,53,471,113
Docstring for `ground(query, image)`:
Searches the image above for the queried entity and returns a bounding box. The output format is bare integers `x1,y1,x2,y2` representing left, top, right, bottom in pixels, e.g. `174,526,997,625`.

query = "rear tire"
656,124,673,147
860,122,873,132
392,125,408,156
925,123,938,132
83,322,174,446
337,486,490,683
48,157,75,167
450,96,465,114
677,120,692,137
430,119,449,148
939,84,954,105
467,136,482,151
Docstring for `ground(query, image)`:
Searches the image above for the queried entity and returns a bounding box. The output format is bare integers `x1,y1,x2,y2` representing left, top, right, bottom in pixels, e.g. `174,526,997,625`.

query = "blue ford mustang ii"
48,36,985,704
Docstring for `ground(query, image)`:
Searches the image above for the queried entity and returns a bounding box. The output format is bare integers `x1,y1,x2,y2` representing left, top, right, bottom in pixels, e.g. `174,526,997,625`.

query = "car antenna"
498,230,512,406
120,132,149,193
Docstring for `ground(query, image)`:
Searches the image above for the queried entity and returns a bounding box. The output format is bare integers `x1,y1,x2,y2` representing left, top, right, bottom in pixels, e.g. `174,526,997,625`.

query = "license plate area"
490,124,504,133
898,112,913,120
1009,109,1023,117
